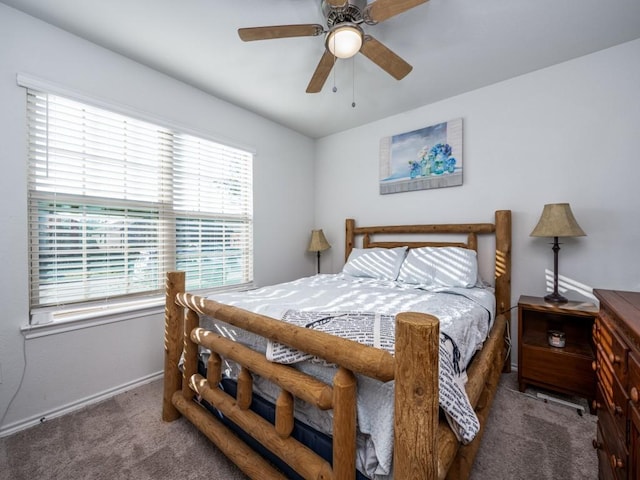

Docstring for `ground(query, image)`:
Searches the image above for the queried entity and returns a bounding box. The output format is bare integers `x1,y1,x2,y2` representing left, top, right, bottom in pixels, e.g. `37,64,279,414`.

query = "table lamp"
308,229,331,274
530,203,586,303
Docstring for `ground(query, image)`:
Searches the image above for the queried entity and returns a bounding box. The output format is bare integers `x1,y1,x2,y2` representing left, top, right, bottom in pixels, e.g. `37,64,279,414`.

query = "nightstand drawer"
521,344,595,396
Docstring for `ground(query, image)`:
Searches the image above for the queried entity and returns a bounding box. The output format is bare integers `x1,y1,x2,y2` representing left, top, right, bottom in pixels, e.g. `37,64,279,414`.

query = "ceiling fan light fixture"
326,24,363,59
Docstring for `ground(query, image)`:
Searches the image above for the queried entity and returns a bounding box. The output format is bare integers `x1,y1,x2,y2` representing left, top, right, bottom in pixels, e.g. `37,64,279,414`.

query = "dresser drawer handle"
632,387,639,403
592,360,599,372
592,439,602,450
611,454,624,469
609,353,622,365
591,400,602,412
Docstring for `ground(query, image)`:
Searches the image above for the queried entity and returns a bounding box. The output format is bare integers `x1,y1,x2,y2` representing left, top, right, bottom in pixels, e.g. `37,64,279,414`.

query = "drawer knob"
632,387,639,403
592,439,602,450
611,454,624,469
609,353,621,365
592,360,598,372
614,404,624,416
591,400,602,411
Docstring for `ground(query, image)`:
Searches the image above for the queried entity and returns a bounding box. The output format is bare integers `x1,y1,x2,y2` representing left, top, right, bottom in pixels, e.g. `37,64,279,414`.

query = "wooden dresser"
592,289,640,480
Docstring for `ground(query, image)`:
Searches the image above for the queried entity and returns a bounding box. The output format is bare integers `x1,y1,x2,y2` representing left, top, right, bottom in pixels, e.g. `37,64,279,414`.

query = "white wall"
0,4,316,434
315,39,640,367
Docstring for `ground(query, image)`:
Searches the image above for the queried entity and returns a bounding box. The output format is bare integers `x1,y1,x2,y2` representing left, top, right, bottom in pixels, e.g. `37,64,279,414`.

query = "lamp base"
544,291,568,304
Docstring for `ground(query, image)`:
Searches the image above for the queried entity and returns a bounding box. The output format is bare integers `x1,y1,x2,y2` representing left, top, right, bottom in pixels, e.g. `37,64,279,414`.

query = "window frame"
19,74,255,326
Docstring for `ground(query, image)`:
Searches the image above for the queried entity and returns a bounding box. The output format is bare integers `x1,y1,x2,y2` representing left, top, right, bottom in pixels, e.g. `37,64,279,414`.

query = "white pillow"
342,247,408,281
397,246,478,288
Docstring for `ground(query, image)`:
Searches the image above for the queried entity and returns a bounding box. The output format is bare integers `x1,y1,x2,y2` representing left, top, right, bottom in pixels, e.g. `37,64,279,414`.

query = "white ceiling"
2,0,640,138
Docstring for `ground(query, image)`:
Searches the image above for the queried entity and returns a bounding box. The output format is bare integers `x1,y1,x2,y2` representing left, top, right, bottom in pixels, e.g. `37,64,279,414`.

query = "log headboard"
344,209,512,326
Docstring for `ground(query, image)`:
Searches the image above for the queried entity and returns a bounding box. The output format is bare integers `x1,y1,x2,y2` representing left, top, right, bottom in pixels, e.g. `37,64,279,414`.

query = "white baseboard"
0,371,163,438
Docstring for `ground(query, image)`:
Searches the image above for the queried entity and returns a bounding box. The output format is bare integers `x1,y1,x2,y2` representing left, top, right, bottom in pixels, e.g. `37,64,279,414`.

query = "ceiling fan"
238,0,428,93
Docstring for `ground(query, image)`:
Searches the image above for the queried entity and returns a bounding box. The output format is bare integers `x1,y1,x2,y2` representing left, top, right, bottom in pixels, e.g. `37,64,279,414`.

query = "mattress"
201,273,496,479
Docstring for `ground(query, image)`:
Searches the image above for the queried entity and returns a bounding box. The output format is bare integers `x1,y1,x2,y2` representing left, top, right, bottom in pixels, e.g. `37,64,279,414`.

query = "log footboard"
163,274,507,479
164,273,441,479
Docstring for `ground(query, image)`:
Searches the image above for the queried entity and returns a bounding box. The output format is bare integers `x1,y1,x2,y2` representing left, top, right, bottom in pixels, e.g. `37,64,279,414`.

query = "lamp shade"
326,24,363,59
308,229,331,252
530,203,586,238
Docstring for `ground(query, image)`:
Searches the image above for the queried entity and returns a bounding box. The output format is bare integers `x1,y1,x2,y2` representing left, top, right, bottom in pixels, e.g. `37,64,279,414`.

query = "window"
26,89,253,316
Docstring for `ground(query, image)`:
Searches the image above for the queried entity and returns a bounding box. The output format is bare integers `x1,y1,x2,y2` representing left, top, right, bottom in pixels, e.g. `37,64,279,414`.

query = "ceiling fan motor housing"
321,0,368,27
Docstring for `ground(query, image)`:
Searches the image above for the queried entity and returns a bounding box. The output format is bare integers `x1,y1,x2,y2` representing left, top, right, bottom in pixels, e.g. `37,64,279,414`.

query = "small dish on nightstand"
547,330,566,348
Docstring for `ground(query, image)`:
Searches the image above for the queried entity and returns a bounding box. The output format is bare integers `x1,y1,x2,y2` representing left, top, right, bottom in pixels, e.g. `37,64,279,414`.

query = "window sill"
22,299,164,339
22,282,254,339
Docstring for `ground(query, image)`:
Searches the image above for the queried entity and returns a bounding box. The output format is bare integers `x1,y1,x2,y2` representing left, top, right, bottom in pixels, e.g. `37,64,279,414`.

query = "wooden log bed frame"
162,210,512,480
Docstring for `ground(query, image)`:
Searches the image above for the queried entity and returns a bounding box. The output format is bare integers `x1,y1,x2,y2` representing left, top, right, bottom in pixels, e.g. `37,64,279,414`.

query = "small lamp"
308,229,331,274
530,203,586,303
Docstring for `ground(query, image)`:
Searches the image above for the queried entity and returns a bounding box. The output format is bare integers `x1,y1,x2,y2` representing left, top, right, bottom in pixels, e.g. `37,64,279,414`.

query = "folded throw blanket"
266,310,480,444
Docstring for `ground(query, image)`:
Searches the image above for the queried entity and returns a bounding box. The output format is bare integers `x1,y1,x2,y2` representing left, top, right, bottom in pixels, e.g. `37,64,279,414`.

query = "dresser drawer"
596,344,616,410
598,387,629,480
628,352,640,412
631,405,640,480
597,384,627,453
598,311,629,384
610,375,630,442
632,403,640,440
596,423,620,480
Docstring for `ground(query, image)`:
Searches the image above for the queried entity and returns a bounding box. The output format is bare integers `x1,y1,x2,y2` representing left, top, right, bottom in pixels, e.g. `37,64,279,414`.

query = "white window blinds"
27,89,253,310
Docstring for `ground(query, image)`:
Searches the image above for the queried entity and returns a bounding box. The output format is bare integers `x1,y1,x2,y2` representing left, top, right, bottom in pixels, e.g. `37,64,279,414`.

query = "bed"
162,210,512,480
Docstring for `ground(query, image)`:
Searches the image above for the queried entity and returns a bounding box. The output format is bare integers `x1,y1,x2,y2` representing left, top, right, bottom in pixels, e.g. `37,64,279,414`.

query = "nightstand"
518,295,598,406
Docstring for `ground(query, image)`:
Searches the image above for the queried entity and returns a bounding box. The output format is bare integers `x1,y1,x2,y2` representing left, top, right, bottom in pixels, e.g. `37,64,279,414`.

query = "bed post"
345,218,355,262
393,312,439,479
163,271,185,422
494,210,512,372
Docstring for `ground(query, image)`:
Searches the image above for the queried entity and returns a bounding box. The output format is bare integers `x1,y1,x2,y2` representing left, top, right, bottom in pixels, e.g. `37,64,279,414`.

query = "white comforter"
204,273,495,479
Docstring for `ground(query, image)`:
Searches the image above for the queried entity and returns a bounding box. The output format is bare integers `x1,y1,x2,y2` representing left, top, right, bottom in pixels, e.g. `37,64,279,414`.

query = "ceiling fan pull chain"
352,56,356,108
332,36,338,93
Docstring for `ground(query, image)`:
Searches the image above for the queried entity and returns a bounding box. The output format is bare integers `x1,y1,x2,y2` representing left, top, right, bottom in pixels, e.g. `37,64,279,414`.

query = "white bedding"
203,273,495,479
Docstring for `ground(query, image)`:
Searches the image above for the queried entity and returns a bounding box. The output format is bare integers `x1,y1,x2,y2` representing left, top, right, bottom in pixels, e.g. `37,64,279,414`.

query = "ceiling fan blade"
306,51,336,93
365,0,429,23
238,24,324,42
360,35,412,80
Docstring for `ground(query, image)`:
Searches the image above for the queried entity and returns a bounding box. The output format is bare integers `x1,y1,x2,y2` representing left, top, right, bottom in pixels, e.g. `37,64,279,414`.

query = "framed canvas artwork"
379,118,463,195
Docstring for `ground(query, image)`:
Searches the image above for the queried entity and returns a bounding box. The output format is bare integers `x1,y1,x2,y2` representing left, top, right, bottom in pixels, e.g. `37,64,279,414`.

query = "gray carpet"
0,372,597,479
470,373,597,480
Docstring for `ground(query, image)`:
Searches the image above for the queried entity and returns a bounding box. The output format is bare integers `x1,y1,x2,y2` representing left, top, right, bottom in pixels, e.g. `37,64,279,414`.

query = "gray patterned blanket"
267,310,479,446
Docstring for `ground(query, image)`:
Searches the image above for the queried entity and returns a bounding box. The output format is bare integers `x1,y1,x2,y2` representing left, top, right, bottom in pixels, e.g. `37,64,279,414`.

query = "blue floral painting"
379,118,463,194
